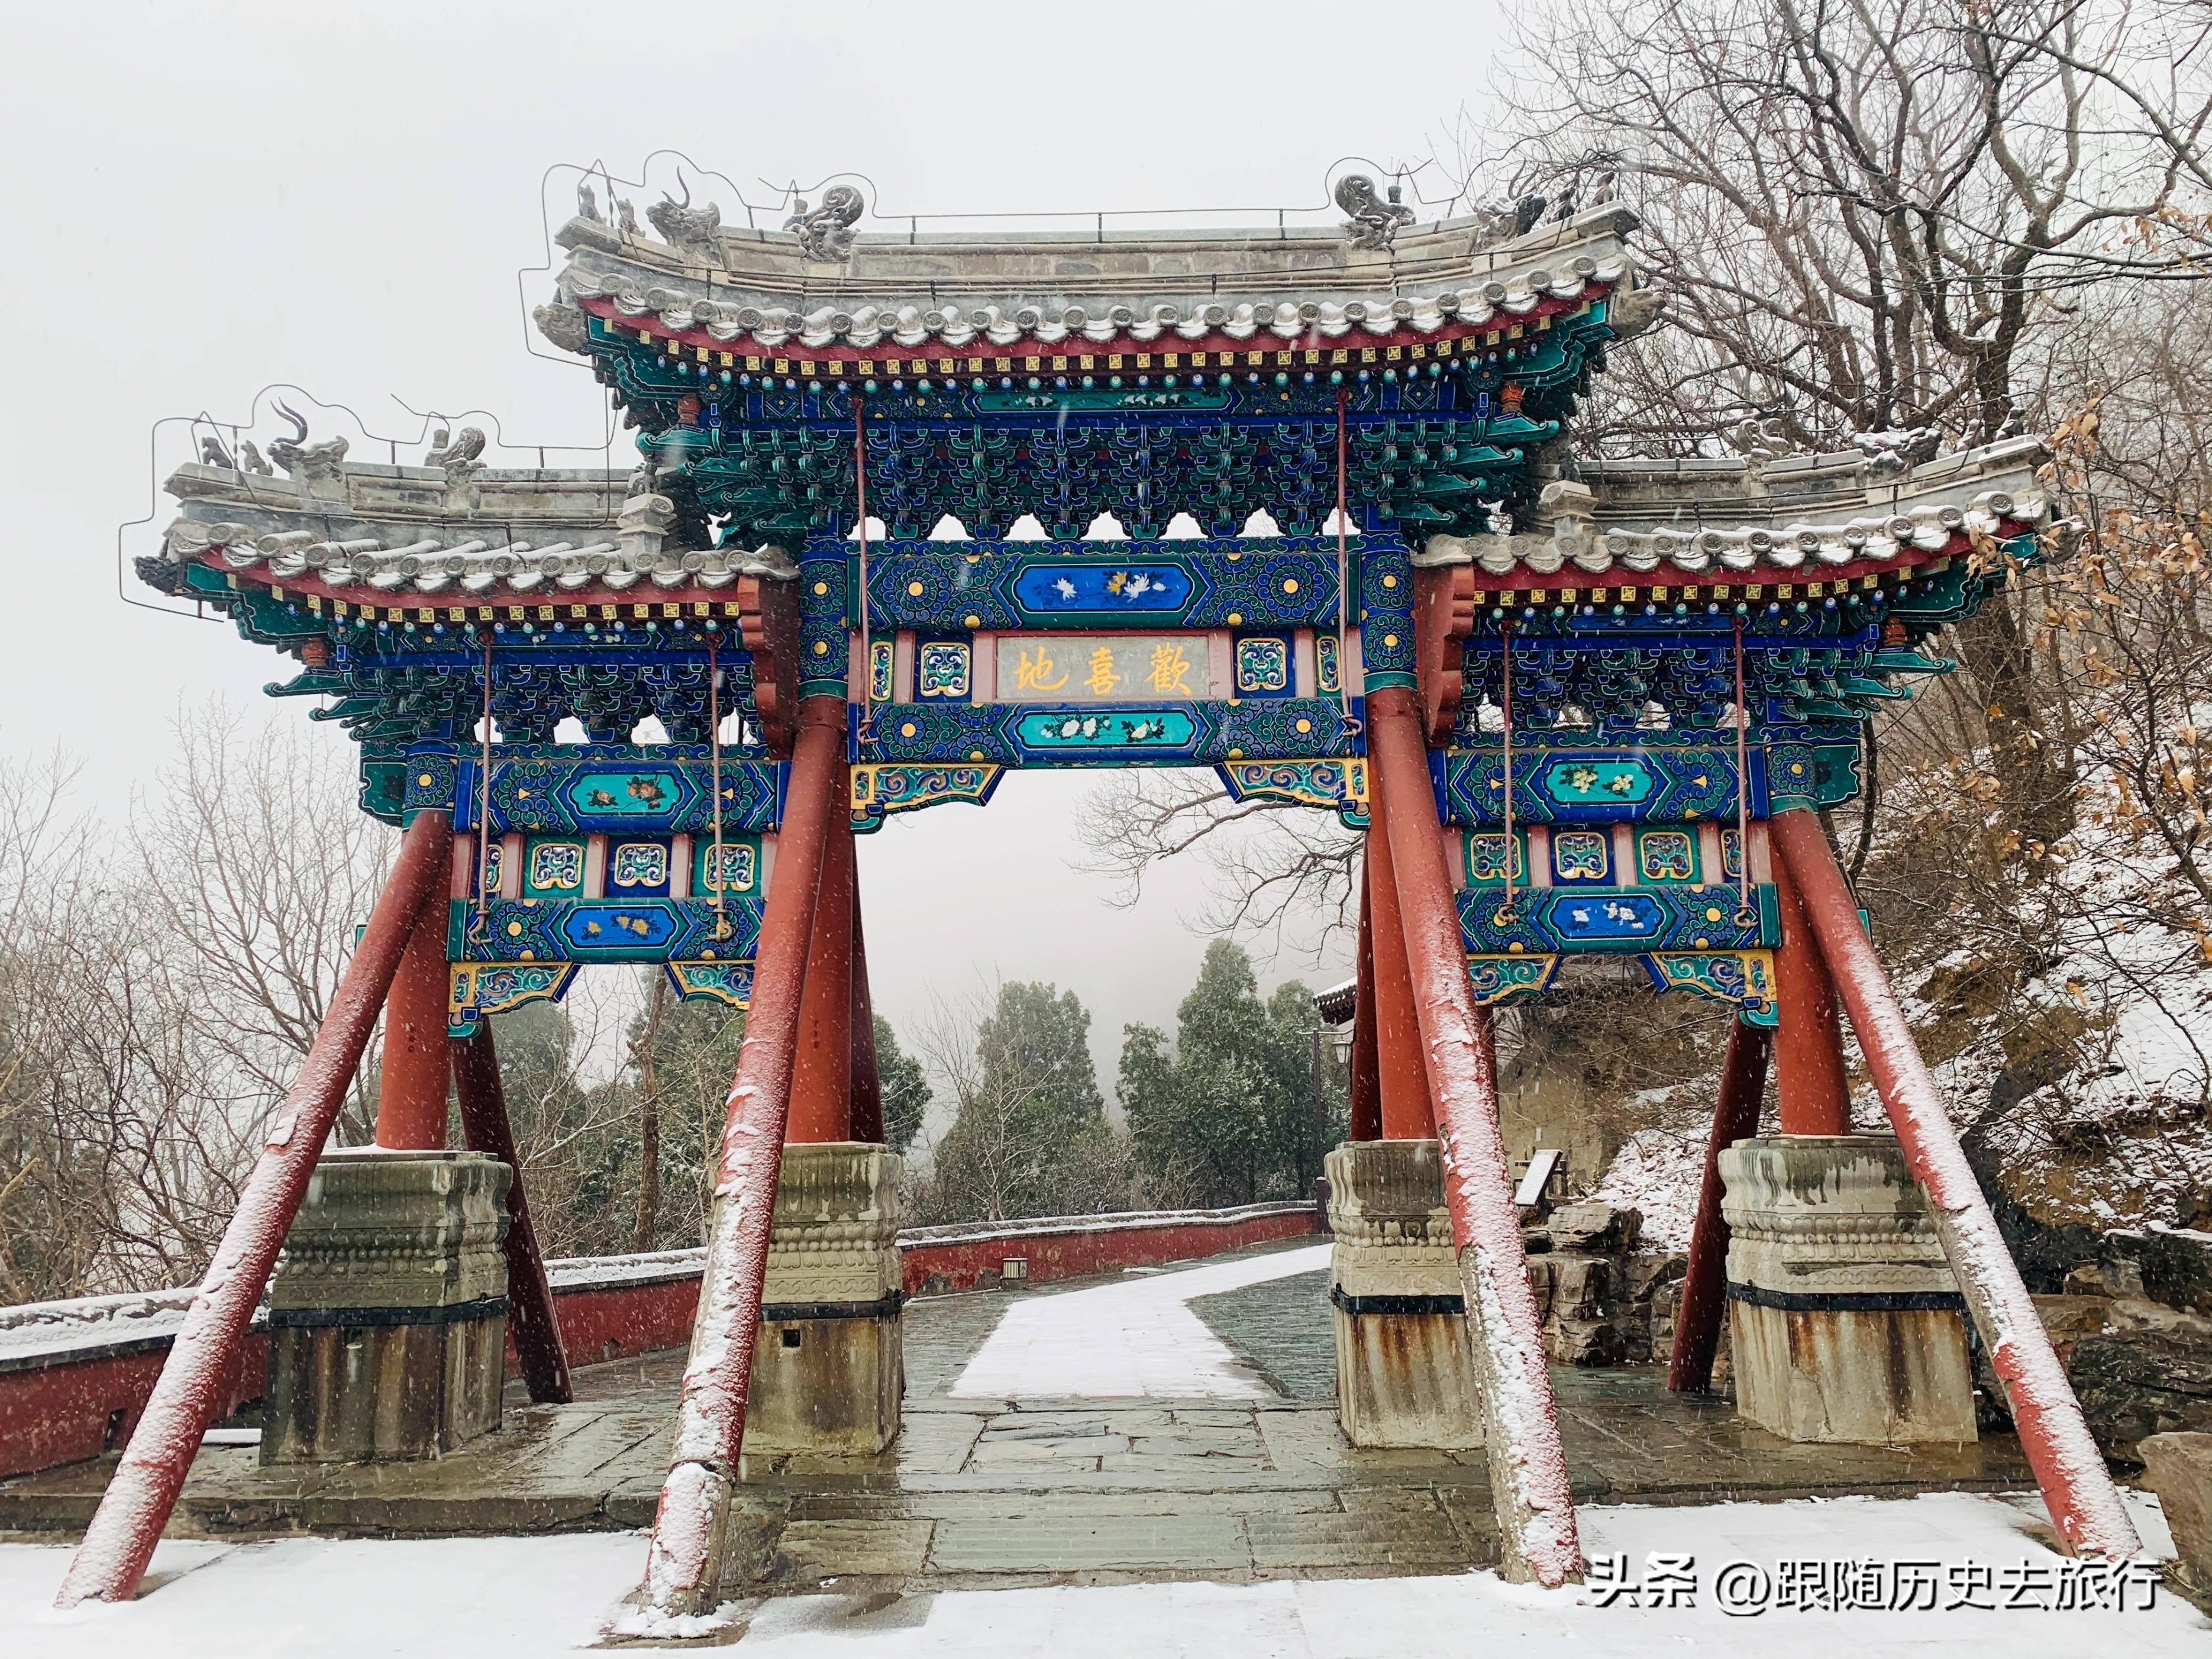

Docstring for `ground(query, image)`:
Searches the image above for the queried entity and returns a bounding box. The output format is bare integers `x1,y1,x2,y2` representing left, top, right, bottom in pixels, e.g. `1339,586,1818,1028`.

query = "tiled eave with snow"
152,435,2057,608
1420,435,2055,586
156,460,796,610
534,205,1639,359
168,521,793,608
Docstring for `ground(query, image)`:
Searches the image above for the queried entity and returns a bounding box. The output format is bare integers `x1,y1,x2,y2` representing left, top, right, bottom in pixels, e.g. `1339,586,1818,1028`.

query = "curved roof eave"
540,206,1641,357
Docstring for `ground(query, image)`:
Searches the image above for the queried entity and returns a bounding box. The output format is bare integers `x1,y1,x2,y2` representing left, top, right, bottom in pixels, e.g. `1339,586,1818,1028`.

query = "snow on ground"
4,1533,642,1657
4,1490,2203,1655
1585,1117,1707,1250
950,1243,1333,1399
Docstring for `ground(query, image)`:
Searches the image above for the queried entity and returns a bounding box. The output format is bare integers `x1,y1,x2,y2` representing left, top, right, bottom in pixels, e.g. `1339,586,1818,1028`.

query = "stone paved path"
950,1244,1333,1399
1189,1266,1336,1400
0,1238,2049,1595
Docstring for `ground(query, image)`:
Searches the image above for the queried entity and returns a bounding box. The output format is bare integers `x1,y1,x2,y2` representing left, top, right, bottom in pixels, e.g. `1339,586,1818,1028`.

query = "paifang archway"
63,174,2137,1610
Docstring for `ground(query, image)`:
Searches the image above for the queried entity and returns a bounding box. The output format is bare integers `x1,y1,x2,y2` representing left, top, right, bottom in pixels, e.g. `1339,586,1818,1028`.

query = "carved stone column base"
1325,1140,1483,1448
1720,1134,1976,1444
263,1148,511,1464
745,1142,904,1455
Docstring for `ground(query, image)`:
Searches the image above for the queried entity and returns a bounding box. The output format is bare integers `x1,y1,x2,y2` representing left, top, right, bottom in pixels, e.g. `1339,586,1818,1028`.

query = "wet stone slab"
0,1246,2049,1595
900,1289,1014,1397
1189,1267,1337,1401
1246,1499,1477,1571
772,1517,936,1579
928,1510,1253,1574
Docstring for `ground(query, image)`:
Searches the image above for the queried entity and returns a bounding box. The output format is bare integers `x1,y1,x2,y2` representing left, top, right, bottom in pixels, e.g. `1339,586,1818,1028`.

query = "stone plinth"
1324,1140,1483,1448
1719,1134,1975,1444
263,1148,512,1464
746,1142,903,1455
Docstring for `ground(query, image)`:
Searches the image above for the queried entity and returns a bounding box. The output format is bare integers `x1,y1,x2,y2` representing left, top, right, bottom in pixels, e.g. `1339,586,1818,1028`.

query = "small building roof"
1314,979,1359,1025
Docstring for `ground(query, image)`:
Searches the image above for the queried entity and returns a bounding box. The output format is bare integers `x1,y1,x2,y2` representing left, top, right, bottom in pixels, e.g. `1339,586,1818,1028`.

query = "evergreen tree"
1263,979,1343,1194
874,1012,929,1154
1119,941,1345,1207
1122,942,1272,1205
922,980,1129,1222
976,980,1105,1129
1117,1021,1194,1203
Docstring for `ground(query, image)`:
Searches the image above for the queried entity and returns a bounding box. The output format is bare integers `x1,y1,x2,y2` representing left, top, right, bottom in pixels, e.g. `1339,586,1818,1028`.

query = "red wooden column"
454,1025,571,1405
1347,876,1383,1142
1366,685,1583,1587
848,878,885,1144
787,795,855,1144
1363,759,1438,1140
642,699,842,1615
1666,1019,1772,1392
376,884,453,1150
1769,846,1852,1136
1769,810,2141,1559
57,811,454,1608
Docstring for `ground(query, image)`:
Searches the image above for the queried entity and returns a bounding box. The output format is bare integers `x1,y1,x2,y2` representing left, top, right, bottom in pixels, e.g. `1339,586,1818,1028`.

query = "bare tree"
0,747,117,1299
1459,0,2212,451
629,972,670,1250
1084,7,2212,928
611,969,744,1253
1442,0,2212,854
0,714,370,1299
1077,767,1362,946
130,702,395,1143
476,983,649,1260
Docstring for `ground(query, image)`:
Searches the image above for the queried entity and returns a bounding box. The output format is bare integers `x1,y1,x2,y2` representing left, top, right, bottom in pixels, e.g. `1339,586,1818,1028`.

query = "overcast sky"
1,1,1510,1091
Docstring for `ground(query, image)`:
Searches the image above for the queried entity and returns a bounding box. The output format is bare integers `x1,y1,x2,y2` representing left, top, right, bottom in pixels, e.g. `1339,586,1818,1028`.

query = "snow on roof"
537,204,1639,358
155,431,2051,607
1314,978,1359,1024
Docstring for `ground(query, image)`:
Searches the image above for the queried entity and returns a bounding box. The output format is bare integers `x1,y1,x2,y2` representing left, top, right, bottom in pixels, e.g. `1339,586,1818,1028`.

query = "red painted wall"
900,1209,1320,1295
0,1335,267,1483
516,1278,702,1371
2,1206,1320,1480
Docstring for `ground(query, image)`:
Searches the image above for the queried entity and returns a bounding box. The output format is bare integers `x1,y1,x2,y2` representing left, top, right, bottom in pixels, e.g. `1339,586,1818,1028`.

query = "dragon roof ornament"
783,185,864,263
1335,174,1416,250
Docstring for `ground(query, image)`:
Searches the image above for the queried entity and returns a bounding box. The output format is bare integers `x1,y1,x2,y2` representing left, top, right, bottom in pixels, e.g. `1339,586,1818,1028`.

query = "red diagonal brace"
1667,1019,1771,1392
641,699,843,1615
788,806,854,1144
848,877,884,1145
1348,873,1382,1142
1768,809,2141,1558
455,1024,571,1405
56,809,454,1607
1364,753,1438,1139
1367,685,1583,1586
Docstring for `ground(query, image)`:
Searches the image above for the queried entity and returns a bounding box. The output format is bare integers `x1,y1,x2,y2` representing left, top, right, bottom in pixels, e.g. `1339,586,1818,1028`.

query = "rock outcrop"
1520,1202,1687,1368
